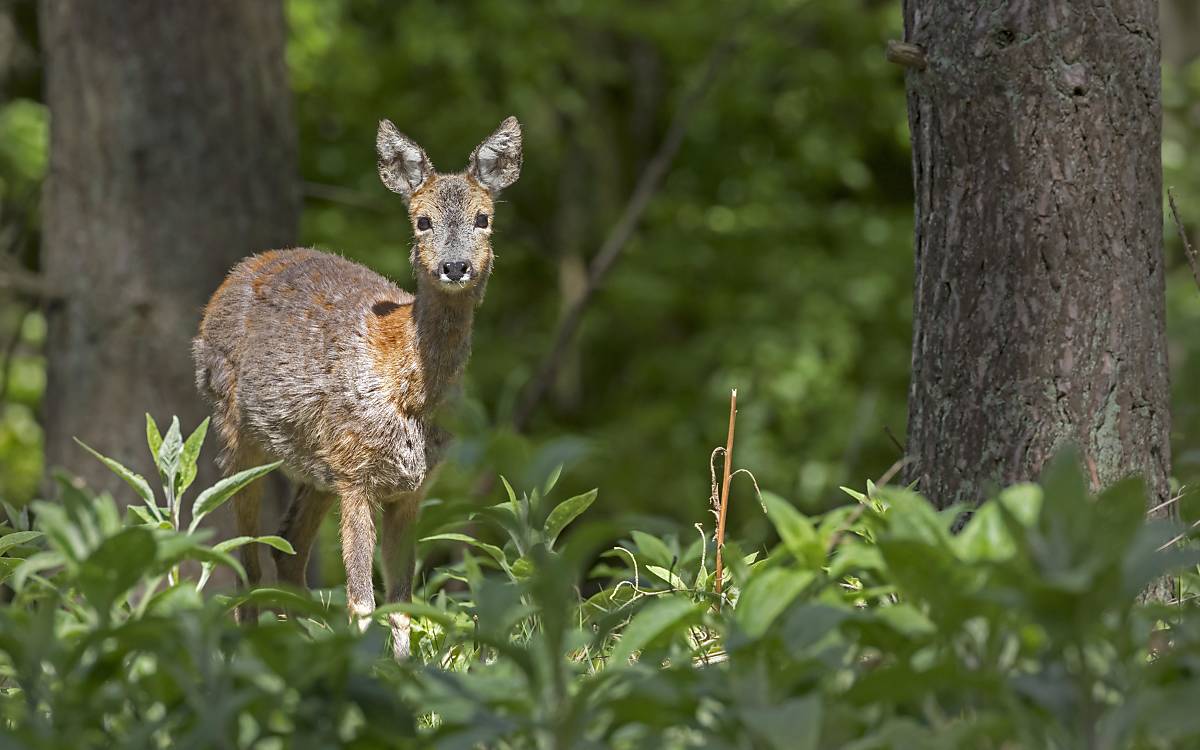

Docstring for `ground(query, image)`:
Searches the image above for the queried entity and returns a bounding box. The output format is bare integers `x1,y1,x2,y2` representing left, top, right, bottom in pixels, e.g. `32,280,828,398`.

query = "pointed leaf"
0,531,42,557
74,438,159,517
176,417,209,496
214,535,295,556
610,596,703,664
735,568,815,638
158,416,184,487
544,488,597,547
145,413,163,461
188,461,282,532
420,532,508,569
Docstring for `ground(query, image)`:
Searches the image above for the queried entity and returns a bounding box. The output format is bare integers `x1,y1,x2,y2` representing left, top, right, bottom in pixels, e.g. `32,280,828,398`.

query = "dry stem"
713,389,738,603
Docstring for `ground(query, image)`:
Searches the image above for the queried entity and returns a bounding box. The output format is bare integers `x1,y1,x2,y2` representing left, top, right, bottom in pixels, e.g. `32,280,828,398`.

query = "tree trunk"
39,1,298,503
902,3,1171,523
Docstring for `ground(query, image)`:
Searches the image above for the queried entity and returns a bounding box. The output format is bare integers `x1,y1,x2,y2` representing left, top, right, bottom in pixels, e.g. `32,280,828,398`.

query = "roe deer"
192,116,522,658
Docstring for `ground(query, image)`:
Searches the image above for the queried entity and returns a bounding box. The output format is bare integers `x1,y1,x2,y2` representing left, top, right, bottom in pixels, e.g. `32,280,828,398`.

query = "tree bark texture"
39,1,298,501
902,2,1171,520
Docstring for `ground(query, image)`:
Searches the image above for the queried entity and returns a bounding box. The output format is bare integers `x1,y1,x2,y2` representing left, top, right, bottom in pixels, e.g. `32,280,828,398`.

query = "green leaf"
176,417,209,496
420,532,508,570
74,438,159,519
544,488,597,547
763,492,823,568
145,413,163,460
646,564,687,591
0,530,42,557
158,416,184,488
543,463,564,496
12,550,64,590
740,695,821,750
0,557,22,585
77,527,157,615
735,568,815,638
631,530,674,569
610,596,703,664
188,461,282,533
372,600,465,630
214,535,295,556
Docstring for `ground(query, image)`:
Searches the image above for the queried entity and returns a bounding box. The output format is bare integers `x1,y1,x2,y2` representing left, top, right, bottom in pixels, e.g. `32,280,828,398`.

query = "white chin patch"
439,273,472,285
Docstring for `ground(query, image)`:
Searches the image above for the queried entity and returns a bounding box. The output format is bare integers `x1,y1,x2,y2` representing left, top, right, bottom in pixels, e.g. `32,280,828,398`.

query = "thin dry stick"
713,389,738,602
1168,187,1200,291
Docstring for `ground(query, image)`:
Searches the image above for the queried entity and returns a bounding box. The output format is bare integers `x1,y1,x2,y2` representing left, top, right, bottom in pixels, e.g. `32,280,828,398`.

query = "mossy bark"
901,2,1172,550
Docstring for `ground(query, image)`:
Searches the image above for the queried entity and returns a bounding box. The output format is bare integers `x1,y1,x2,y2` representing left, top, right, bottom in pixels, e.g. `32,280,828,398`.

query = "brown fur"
192,117,522,658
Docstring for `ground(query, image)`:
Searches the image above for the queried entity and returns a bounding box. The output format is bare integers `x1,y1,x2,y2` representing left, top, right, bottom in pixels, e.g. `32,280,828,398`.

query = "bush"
1,418,1199,748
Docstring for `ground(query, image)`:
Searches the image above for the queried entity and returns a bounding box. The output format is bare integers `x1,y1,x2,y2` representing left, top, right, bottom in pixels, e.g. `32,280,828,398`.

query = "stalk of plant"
713,388,737,603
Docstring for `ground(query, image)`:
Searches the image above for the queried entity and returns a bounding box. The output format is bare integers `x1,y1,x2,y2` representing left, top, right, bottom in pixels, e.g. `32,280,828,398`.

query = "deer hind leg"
228,449,267,625
380,491,422,660
337,483,378,632
274,483,335,588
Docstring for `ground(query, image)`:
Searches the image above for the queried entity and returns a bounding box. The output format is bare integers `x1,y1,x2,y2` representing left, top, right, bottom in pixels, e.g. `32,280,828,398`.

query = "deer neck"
410,282,479,409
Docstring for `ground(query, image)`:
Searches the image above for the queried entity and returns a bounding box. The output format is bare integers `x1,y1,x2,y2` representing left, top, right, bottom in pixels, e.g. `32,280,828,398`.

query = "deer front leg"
381,493,421,659
337,486,377,631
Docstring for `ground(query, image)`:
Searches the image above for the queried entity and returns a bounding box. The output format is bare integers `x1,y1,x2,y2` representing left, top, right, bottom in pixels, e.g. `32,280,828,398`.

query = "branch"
511,30,739,431
1168,187,1200,292
0,266,61,300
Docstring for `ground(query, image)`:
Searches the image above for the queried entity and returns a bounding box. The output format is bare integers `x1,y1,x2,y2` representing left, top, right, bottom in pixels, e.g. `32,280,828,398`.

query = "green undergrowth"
1,417,1200,748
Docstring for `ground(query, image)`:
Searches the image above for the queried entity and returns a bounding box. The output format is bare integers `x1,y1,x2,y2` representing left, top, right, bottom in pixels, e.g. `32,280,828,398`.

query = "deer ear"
468,116,522,194
377,119,434,200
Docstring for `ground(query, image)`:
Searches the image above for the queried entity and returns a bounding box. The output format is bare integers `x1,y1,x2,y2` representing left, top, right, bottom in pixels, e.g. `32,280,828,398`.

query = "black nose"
441,261,471,281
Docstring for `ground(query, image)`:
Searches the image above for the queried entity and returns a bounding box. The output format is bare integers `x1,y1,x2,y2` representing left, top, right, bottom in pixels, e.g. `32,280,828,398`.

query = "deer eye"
475,213,489,229
416,216,432,231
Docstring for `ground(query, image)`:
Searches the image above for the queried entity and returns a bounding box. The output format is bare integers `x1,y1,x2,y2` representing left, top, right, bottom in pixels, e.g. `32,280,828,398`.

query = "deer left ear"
468,116,522,194
377,119,434,201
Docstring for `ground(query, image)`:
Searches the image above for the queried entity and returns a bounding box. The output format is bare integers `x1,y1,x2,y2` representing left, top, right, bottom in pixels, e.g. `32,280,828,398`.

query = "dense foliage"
1,417,1199,748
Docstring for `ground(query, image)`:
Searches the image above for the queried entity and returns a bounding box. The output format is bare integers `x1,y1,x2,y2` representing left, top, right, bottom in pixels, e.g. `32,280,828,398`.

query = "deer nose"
441,261,471,281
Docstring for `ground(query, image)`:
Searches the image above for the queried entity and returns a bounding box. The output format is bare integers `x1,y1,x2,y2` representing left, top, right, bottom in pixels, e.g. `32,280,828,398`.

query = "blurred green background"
3,0,1200,550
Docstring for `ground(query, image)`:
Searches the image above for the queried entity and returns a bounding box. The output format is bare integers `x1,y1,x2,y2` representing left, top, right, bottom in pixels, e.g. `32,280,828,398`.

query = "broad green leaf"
176,417,209,496
77,527,157,615
145,413,163,460
0,530,42,557
12,550,64,590
763,492,822,568
544,488,597,547
420,532,508,570
188,461,282,532
646,564,687,591
610,596,703,664
631,530,673,569
735,568,815,637
74,438,159,518
740,695,821,750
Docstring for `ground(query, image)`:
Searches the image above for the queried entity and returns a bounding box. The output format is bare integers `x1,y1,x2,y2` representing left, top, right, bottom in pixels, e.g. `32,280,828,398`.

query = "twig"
824,457,911,554
302,181,387,213
1168,187,1200,292
511,30,740,431
883,426,905,456
0,267,60,300
713,389,738,603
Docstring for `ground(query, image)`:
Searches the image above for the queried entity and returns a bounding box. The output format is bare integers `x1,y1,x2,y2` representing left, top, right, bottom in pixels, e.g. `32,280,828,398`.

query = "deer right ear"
377,119,434,200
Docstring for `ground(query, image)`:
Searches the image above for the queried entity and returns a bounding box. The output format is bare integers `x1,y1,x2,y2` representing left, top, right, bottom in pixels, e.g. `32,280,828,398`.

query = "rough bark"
902,3,1171,524
39,1,298,501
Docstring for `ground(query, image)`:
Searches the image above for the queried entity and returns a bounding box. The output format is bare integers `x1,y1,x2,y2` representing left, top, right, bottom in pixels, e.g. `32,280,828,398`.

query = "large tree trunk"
39,2,298,501
902,3,1171,522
